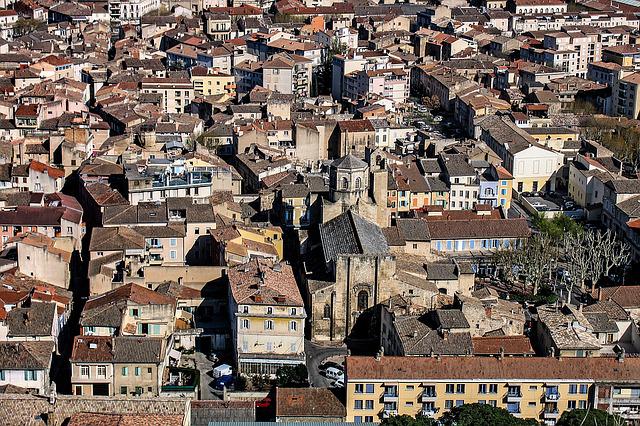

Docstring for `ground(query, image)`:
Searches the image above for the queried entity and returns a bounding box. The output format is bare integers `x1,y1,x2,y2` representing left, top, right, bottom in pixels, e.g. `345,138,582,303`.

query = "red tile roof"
346,355,640,381
29,160,65,179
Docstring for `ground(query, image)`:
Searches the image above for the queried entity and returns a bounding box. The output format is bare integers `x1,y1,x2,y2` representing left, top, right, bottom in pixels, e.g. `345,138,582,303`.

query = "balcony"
543,410,560,419
420,409,437,418
420,392,437,402
506,392,522,402
381,410,398,418
544,392,560,402
382,393,399,402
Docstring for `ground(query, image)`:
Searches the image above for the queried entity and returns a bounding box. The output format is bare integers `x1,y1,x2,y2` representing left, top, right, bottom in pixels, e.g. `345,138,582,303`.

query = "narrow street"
194,351,222,400
305,340,347,388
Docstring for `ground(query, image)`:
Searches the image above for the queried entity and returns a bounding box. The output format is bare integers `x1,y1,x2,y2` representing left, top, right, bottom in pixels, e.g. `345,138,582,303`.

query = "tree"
318,39,348,95
440,403,539,426
275,364,309,388
518,233,554,295
381,415,437,426
556,408,624,426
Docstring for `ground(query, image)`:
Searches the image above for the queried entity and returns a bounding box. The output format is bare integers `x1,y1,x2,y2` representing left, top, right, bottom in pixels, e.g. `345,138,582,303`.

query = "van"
325,367,344,381
213,364,232,378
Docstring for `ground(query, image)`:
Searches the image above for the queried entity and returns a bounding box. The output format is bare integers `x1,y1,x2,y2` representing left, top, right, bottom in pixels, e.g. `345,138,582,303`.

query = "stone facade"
0,394,188,426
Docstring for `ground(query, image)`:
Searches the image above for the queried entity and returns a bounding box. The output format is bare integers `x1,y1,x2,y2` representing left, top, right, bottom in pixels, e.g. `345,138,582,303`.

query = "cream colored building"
140,77,194,114
345,356,640,423
191,66,236,97
228,259,306,376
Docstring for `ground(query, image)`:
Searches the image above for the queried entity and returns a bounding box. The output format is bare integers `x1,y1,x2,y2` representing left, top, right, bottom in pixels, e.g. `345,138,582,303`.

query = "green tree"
381,414,437,426
441,403,539,426
275,364,309,388
318,39,348,95
556,408,624,426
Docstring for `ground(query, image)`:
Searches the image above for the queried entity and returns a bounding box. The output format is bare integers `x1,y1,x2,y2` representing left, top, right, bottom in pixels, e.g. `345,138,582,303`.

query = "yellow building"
190,66,236,98
211,223,283,266
345,356,640,424
227,259,306,376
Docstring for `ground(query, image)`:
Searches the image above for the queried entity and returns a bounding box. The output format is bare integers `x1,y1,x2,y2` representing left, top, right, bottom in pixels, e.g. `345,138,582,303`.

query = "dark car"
213,374,234,391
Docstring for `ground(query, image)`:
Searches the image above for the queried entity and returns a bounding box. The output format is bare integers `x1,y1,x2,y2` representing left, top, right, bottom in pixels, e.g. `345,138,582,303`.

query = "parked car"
213,363,233,378
319,361,342,371
207,351,218,363
334,378,345,388
256,396,272,408
213,374,234,391
325,367,344,381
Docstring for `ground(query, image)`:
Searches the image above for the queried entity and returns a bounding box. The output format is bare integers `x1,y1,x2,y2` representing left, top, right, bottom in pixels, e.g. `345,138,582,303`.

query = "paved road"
194,351,222,400
305,340,348,388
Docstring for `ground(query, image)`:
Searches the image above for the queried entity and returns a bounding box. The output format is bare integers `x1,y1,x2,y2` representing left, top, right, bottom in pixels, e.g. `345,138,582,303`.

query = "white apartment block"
108,0,160,23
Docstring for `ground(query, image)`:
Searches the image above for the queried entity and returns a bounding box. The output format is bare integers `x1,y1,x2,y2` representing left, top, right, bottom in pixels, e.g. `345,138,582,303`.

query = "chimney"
549,347,555,358
598,287,603,301
412,330,418,338
178,277,183,286
617,347,625,363
499,346,505,359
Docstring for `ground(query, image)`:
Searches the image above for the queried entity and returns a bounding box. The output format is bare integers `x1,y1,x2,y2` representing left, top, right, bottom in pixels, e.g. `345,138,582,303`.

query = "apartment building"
262,53,313,98
140,78,194,114
108,0,160,23
345,355,640,423
612,72,640,119
343,69,409,105
508,0,567,14
227,259,306,376
190,66,236,97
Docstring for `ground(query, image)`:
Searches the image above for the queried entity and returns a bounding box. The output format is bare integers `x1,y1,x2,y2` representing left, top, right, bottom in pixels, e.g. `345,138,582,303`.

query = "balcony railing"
506,391,522,402
381,410,398,419
420,392,437,402
545,392,560,402
382,393,399,402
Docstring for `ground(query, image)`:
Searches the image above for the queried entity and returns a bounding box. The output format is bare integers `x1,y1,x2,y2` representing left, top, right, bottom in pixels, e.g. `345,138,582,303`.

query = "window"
147,368,152,374
24,370,37,381
354,416,363,423
170,238,177,247
267,306,273,315
489,384,498,393
130,308,139,317
569,384,578,394
455,400,464,407
355,384,364,393
354,400,363,410
241,319,250,329
67,226,73,233
120,386,127,395
323,304,331,319
365,384,375,393
365,400,374,409
122,367,128,376
456,384,465,393
479,384,487,394
0,370,4,381
446,384,455,394
342,177,349,190
97,366,106,377
290,321,297,331
195,227,200,235
264,320,274,330
357,291,368,311
266,342,273,351
580,384,588,394
80,366,90,377
568,400,577,409
579,400,587,409
445,400,453,409
170,250,177,260
290,308,297,315
135,367,141,376
355,177,362,189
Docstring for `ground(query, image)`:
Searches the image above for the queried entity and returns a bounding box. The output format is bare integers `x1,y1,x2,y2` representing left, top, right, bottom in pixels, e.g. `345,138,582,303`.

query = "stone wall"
0,394,189,426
